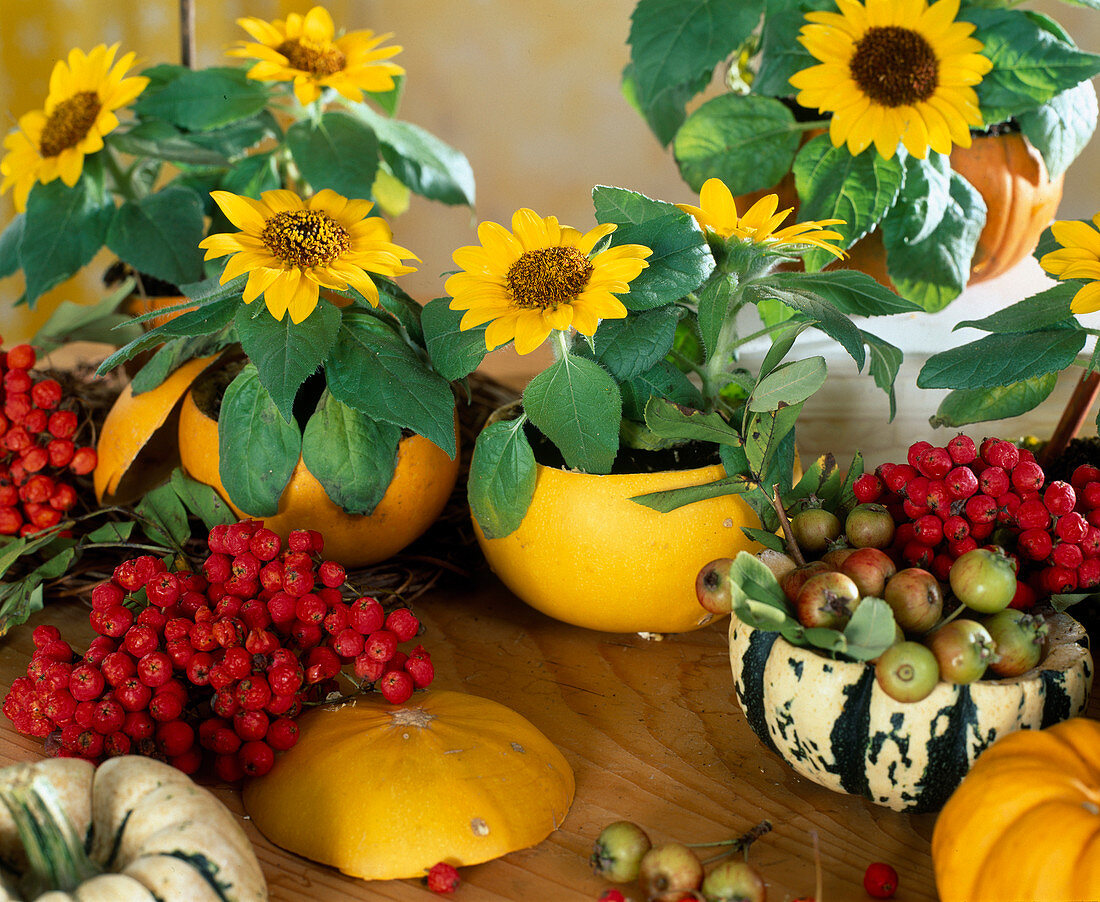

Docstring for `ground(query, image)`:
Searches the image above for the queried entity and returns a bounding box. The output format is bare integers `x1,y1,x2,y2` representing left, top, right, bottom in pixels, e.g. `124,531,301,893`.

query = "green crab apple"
883,568,943,634
924,619,997,684
796,571,862,629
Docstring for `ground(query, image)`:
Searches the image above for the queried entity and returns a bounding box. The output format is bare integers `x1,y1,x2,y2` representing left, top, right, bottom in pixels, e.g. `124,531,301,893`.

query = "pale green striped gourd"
728,611,1093,813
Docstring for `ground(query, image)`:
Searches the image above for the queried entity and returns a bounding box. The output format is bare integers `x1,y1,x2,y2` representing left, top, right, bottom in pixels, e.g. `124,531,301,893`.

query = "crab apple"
696,558,734,615
796,571,862,630
925,619,996,684
839,547,896,598
637,844,704,901
789,506,842,555
590,821,652,883
876,641,940,702
845,503,895,549
949,548,1017,614
883,568,943,634
778,560,833,604
700,860,767,902
984,610,1046,677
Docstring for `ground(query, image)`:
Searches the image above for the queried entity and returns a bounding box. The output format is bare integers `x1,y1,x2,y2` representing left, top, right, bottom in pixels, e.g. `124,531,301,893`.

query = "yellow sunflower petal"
484,314,522,351
512,310,554,356
1071,281,1100,315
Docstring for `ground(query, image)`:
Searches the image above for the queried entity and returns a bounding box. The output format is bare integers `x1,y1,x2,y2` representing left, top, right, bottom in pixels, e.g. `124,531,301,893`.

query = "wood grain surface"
0,353,1095,901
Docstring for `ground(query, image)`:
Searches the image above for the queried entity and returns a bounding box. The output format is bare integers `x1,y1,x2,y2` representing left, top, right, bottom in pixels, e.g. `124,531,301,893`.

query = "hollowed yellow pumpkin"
475,461,759,633
177,385,460,568
241,690,575,880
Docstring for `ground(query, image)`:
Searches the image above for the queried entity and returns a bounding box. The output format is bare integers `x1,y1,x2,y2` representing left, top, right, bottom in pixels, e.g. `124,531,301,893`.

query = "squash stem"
0,772,103,896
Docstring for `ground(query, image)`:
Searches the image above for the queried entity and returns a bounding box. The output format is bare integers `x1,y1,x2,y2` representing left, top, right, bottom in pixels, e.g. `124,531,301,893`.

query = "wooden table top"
2,351,1096,900
5,560,1094,901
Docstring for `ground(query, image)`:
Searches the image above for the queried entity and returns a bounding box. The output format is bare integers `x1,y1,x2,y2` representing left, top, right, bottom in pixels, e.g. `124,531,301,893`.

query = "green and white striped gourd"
0,756,267,901
728,610,1093,813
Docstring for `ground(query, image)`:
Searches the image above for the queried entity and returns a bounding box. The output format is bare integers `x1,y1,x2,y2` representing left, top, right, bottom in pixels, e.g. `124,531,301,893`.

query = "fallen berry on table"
426,861,461,894
591,821,653,883
863,861,898,898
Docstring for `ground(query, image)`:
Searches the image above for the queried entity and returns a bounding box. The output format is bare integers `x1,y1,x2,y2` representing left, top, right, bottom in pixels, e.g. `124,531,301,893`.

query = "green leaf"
929,374,1060,429
326,311,456,457
883,153,953,246
352,105,476,206
130,336,221,395
168,469,237,530
20,170,113,307
918,330,1085,390
882,172,985,312
467,416,538,539
0,581,44,638
954,282,1078,333
753,0,839,96
136,482,191,550
631,472,753,513
592,186,714,310
960,6,1100,124
842,597,898,661
217,364,302,516
106,185,205,287
111,120,233,166
620,360,705,421
86,521,135,543
31,279,141,352
836,450,865,515
134,66,270,130
157,292,242,338
788,452,843,509
220,152,282,198
593,307,680,380
863,331,903,421
728,549,788,611
757,319,812,384
1019,81,1098,180
769,269,918,317
621,62,712,147
523,353,622,473
234,299,341,423
0,529,68,580
792,134,906,270
420,297,488,382
696,272,738,358
0,215,24,279
750,282,866,369
301,392,401,515
674,94,802,195
628,0,763,118
744,404,802,484
749,357,827,412
643,397,742,445
286,112,379,200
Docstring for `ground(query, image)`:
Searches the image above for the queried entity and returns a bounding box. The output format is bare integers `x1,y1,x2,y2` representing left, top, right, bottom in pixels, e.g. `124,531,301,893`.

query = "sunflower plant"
624,0,1100,311
916,215,1100,433
89,183,458,521
0,6,474,312
445,180,921,539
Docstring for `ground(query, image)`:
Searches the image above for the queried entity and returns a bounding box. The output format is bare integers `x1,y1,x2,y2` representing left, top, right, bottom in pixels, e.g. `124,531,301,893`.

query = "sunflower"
677,178,846,258
789,0,993,159
0,44,148,213
229,6,404,106
446,209,652,355
1039,215,1100,315
199,188,418,324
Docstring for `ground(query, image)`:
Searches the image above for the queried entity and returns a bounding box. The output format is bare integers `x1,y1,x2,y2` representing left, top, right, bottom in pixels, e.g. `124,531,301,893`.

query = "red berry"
911,514,943,547
1052,542,1084,571
6,344,36,370
853,473,882,503
266,717,299,751
1043,480,1076,517
233,709,269,742
945,466,978,500
236,676,272,711
266,663,302,696
304,647,341,684
249,527,281,561
1010,459,1045,494
318,560,345,588
354,654,386,682
978,466,1009,498
350,597,385,634
1071,464,1100,489
1016,528,1053,561
68,447,97,475
1016,497,1051,531
385,608,420,643
863,862,898,899
46,410,78,439
942,515,970,544
907,441,932,471
1079,558,1100,589
156,720,195,757
883,463,917,495
1056,511,1089,545
981,439,1019,471
31,378,62,410
947,434,977,465
426,861,461,895
379,669,414,704
148,691,183,723
924,480,951,515
405,655,435,688
238,740,275,777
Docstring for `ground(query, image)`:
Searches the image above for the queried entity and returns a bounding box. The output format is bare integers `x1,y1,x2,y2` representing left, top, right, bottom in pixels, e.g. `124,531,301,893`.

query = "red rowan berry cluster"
3,519,434,780
854,435,1100,606
0,340,97,536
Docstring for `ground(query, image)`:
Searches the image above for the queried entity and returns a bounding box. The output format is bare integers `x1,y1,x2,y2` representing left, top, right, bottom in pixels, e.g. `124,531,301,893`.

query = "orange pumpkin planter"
737,131,1064,291
177,379,460,568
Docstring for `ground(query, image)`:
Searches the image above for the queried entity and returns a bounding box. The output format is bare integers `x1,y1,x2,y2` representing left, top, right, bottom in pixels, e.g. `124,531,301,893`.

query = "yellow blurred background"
1,0,1098,347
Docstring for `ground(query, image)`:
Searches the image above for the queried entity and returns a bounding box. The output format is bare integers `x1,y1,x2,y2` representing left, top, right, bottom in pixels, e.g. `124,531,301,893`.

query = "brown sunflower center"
850,26,939,107
38,91,102,158
262,210,350,268
506,246,594,309
276,38,346,77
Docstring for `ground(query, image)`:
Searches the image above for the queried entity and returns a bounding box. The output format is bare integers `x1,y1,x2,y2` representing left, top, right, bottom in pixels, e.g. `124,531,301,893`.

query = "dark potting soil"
525,422,722,475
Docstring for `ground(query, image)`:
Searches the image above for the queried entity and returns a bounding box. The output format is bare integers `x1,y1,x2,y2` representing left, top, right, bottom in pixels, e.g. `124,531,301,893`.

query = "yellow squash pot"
177,387,459,568
241,690,575,880
476,461,759,633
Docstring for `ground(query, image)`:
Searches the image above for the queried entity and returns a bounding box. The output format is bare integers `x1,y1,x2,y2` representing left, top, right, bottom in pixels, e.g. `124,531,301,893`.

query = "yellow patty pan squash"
241,689,575,880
